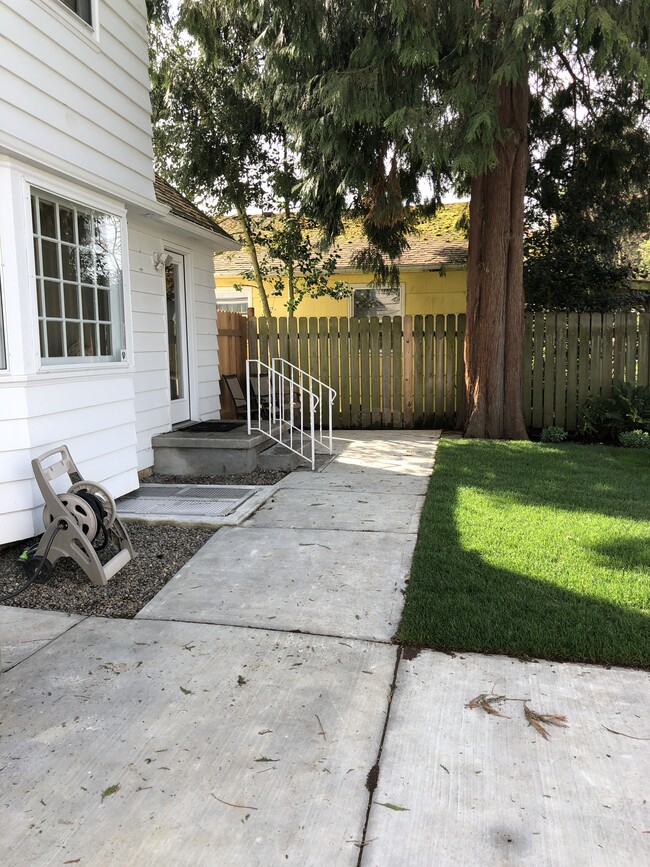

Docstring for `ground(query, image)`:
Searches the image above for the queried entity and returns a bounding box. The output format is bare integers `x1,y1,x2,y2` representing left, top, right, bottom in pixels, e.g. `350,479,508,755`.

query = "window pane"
44,281,62,317
77,213,92,246
66,322,82,356
39,200,57,239
83,322,96,356
41,240,59,278
99,324,112,356
82,286,96,320
354,287,401,318
62,245,78,281
46,320,63,357
61,0,92,25
97,288,111,321
64,284,80,318
60,208,75,243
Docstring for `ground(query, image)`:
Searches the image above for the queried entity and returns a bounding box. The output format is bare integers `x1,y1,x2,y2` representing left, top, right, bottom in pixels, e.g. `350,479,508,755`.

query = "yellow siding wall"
214,268,467,318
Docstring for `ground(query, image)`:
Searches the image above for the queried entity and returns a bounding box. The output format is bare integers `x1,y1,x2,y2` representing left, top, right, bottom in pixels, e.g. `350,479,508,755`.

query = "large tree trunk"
463,79,529,440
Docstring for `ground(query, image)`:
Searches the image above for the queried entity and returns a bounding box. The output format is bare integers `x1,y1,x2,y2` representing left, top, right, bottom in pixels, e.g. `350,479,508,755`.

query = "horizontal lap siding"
0,375,138,544
0,1,155,203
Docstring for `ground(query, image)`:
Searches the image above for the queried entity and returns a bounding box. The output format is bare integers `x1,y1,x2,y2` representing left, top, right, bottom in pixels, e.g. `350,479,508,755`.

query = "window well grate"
118,484,256,518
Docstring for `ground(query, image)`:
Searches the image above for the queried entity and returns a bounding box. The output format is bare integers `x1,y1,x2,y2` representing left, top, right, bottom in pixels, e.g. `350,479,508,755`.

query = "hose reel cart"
26,446,134,587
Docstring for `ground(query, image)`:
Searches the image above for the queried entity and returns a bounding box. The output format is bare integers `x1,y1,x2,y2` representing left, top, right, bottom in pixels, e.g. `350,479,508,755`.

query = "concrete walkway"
1,431,648,866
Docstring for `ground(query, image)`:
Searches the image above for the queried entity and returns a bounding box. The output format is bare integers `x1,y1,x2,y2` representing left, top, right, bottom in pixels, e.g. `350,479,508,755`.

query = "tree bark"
235,204,273,319
463,78,529,440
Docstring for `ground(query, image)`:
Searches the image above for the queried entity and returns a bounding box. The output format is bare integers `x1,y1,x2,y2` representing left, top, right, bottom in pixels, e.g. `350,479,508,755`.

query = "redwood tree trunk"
463,79,529,440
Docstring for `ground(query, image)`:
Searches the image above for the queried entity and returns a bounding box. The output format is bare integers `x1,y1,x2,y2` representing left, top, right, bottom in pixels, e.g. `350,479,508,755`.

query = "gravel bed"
0,523,215,619
143,468,286,486
0,469,288,618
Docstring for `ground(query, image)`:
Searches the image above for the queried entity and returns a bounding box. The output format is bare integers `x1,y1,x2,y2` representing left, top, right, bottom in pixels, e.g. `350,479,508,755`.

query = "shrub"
578,382,650,440
619,429,650,449
540,426,568,443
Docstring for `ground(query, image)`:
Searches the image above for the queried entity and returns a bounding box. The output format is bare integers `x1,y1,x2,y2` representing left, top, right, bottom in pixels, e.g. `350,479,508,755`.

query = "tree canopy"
150,0,650,437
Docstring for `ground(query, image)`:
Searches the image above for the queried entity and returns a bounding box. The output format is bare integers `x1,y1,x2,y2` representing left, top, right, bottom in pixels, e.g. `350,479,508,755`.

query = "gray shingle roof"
154,174,236,242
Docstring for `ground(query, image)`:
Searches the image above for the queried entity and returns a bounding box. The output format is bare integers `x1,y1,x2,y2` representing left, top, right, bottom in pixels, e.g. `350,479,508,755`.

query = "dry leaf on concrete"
524,705,569,740
465,693,510,718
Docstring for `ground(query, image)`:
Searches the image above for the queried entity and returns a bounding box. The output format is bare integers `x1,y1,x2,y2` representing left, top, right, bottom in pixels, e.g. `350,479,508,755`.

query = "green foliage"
235,215,350,314
540,426,568,443
619,429,650,449
525,73,650,313
578,382,650,439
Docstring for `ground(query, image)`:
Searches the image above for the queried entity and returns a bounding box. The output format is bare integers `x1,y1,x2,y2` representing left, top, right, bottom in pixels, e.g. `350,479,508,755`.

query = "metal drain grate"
118,484,256,518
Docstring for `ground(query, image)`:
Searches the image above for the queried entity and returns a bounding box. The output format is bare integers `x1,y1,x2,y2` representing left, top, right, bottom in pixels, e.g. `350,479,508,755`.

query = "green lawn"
398,440,650,669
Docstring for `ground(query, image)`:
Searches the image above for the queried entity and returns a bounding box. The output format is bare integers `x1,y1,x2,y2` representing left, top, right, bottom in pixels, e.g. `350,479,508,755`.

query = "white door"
165,254,191,425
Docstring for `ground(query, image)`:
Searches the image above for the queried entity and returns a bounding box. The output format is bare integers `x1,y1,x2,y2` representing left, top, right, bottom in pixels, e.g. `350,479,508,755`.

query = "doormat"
181,420,246,433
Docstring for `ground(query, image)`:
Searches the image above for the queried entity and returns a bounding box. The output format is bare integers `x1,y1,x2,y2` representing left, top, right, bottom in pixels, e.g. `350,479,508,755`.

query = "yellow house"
214,204,468,318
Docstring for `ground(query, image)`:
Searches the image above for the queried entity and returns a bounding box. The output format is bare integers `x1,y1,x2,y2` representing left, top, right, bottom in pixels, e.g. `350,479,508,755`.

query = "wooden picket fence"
216,310,248,419
524,311,650,430
247,312,650,431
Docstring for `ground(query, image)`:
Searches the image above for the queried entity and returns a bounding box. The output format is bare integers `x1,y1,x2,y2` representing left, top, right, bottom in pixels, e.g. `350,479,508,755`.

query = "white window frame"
216,285,252,314
349,283,405,318
0,267,6,371
35,0,100,46
30,184,130,370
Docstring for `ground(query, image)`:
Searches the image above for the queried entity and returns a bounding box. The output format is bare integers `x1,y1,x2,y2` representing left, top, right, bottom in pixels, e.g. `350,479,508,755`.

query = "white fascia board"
140,210,241,251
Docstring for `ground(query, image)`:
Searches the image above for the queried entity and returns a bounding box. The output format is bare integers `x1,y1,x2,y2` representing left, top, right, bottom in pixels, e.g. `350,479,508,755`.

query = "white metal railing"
246,357,336,470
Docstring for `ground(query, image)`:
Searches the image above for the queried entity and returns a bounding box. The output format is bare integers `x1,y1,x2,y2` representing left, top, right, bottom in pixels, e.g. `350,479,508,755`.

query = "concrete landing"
137,526,414,641
0,618,395,866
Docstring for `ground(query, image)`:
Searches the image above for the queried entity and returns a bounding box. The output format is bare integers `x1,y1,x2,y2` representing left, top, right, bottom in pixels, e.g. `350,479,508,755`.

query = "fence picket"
339,317,351,427
350,318,361,427
246,312,649,432
413,315,424,426
370,317,381,427
381,316,392,427
403,315,414,427
392,317,403,428
329,317,340,428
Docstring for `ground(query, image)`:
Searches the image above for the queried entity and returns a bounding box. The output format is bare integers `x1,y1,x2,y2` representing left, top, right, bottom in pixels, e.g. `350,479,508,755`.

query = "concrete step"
257,443,306,472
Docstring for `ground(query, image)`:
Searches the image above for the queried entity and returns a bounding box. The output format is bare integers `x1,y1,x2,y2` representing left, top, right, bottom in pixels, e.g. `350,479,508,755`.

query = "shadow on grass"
398,441,650,669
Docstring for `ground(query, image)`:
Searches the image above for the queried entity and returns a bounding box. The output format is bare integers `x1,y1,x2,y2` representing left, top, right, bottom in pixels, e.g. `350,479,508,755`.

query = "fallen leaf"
465,693,510,718
376,802,409,811
524,705,568,740
101,784,120,801
254,756,279,763
179,686,193,695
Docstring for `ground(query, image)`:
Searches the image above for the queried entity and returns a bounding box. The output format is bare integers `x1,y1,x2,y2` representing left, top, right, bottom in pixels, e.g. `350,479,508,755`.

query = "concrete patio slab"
248,488,425,533
280,466,431,495
137,526,414,641
0,605,84,671
0,617,396,867
364,650,650,867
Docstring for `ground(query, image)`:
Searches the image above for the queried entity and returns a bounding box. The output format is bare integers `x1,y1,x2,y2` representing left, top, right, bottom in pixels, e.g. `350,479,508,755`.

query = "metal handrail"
246,358,336,470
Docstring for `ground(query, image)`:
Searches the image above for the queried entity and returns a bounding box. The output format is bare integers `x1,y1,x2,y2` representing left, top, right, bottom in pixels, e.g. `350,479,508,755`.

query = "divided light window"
353,287,402,318
60,0,92,25
31,190,126,365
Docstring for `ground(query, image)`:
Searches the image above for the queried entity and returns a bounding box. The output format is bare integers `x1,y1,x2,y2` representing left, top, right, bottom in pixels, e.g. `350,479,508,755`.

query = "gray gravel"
0,469,288,618
0,523,215,619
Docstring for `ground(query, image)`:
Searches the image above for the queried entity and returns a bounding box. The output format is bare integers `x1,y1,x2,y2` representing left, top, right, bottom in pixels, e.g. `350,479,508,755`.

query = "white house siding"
0,373,138,545
129,221,221,472
0,0,155,208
